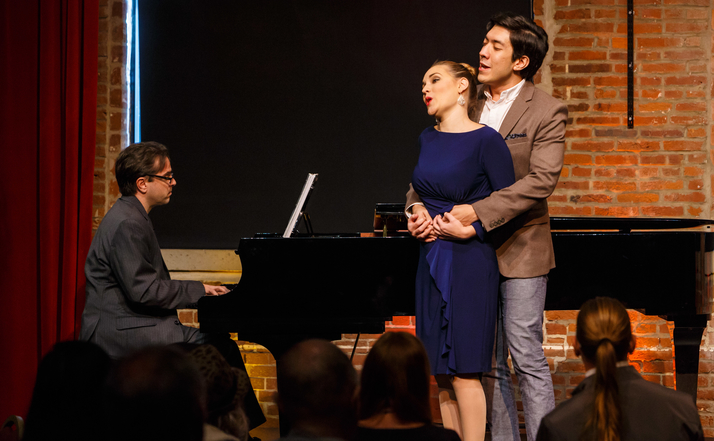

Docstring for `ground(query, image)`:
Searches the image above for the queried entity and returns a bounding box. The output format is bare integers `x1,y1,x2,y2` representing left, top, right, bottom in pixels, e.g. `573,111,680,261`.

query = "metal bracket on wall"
627,0,634,128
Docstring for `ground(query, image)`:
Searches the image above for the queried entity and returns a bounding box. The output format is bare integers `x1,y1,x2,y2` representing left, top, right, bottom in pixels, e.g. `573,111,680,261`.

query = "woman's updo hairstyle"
576,297,633,441
431,60,480,121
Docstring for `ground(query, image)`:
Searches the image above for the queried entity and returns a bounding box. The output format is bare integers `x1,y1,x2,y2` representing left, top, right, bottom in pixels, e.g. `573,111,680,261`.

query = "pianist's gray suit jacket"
79,195,204,359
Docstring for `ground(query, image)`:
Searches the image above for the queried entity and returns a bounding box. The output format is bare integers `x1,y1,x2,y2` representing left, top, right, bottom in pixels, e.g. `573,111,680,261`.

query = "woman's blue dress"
411,125,515,375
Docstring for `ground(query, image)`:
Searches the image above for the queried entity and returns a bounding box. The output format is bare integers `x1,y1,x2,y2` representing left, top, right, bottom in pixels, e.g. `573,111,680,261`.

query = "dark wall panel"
139,0,531,248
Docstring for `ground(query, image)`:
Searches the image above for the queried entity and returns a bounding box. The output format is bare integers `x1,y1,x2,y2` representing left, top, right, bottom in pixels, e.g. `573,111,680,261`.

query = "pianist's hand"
449,204,479,226
408,206,436,242
433,212,476,240
204,284,230,296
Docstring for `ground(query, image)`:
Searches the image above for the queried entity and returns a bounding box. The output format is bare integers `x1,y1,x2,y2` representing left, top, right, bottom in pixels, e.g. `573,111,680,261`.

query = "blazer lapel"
498,81,534,138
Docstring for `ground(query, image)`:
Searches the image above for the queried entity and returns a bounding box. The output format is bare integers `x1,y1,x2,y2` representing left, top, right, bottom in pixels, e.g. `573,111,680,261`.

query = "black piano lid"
550,216,714,232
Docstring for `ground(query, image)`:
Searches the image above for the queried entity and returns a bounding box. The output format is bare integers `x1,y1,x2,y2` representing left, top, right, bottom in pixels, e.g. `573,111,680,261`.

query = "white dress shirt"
479,79,526,132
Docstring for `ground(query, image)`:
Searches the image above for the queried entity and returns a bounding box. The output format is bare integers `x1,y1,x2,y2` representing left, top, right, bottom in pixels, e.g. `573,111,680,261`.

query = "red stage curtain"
0,0,99,420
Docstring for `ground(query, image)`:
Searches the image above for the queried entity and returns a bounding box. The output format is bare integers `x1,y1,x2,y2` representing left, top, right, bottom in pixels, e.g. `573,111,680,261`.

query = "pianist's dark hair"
115,141,170,196
576,297,634,441
359,331,432,425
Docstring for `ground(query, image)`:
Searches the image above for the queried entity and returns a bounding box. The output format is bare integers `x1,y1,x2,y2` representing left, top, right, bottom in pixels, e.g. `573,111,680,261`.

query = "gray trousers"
483,276,555,441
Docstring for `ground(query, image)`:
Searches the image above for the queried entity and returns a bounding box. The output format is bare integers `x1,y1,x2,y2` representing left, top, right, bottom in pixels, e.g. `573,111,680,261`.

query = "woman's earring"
457,93,466,106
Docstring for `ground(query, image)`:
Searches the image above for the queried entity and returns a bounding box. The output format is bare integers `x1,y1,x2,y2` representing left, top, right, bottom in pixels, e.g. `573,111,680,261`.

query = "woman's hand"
433,212,476,240
408,206,437,242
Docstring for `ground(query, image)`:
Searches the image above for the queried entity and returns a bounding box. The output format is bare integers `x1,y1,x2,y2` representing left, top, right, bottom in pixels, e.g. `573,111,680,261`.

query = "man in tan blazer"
407,13,567,441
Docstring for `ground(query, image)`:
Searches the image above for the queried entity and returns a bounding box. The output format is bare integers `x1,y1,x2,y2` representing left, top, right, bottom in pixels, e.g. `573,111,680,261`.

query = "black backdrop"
139,0,531,249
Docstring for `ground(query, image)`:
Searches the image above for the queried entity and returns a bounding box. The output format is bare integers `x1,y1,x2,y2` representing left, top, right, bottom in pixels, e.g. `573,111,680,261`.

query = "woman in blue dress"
407,61,515,441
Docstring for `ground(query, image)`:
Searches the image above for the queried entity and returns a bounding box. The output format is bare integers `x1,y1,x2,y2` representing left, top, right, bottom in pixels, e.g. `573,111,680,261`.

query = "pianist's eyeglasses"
146,173,175,183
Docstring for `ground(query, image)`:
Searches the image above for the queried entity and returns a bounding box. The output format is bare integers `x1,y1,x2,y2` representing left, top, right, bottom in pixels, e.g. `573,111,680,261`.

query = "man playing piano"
79,142,229,357
407,13,567,441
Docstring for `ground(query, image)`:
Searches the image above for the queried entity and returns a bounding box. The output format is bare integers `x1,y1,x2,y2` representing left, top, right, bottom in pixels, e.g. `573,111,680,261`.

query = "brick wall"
101,0,714,435
94,0,126,233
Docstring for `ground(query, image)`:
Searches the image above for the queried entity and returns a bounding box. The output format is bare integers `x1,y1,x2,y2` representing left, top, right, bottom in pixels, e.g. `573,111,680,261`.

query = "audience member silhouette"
23,341,112,441
357,331,460,441
186,344,251,441
275,339,358,441
536,297,703,441
102,346,206,441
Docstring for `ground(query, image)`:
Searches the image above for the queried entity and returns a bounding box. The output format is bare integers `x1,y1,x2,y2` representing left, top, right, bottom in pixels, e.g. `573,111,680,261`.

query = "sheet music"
283,173,318,238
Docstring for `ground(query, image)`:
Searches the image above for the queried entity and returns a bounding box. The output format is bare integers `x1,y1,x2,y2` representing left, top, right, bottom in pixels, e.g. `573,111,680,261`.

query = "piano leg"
671,314,707,403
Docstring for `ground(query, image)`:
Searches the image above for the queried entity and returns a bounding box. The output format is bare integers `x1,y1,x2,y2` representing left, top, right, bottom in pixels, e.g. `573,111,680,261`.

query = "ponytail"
591,339,622,441
576,298,632,441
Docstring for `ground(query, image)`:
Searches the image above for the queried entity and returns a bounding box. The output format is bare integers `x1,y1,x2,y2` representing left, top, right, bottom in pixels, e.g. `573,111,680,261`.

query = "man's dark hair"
486,12,549,81
277,339,358,438
102,346,206,441
115,141,170,196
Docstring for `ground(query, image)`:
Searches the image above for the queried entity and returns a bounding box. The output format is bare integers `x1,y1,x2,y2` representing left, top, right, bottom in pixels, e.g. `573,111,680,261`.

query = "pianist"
79,142,229,358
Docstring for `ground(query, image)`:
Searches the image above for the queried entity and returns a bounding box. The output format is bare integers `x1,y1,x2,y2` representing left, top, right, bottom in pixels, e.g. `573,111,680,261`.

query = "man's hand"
449,204,479,227
407,206,436,242
203,284,230,296
433,212,476,240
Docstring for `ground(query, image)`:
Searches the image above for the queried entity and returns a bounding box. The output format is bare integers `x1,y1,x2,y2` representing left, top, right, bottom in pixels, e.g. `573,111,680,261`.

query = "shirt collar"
585,360,631,378
484,79,526,105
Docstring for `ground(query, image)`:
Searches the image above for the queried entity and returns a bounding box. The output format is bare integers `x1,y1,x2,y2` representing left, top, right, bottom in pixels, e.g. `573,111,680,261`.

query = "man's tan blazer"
407,81,568,278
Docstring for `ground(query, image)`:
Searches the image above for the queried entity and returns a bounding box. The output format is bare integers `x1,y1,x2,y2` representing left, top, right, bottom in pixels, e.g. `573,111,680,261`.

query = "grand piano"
198,216,714,401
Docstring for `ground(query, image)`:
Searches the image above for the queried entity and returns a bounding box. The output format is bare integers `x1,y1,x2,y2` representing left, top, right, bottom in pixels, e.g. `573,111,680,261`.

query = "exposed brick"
594,128,637,138
641,63,686,73
640,180,684,190
555,9,592,19
564,154,594,165
594,155,638,166
553,77,592,86
663,140,704,151
638,102,672,112
689,179,703,190
576,116,621,125
617,140,660,151
594,168,616,177
687,128,707,138
676,102,707,112
571,141,615,151
554,37,596,47
594,76,628,87
664,76,706,86
572,194,612,203
593,180,637,191
572,167,592,177
639,76,662,86
616,168,637,178
616,23,663,34
594,206,640,216
557,181,591,190
595,89,618,99
593,102,627,112
640,129,684,137
566,128,592,138
664,49,706,60
563,23,615,33
617,193,659,203
634,116,667,125
641,206,685,216
638,8,662,18
640,89,662,99
594,9,617,18
637,37,684,48
664,90,683,99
